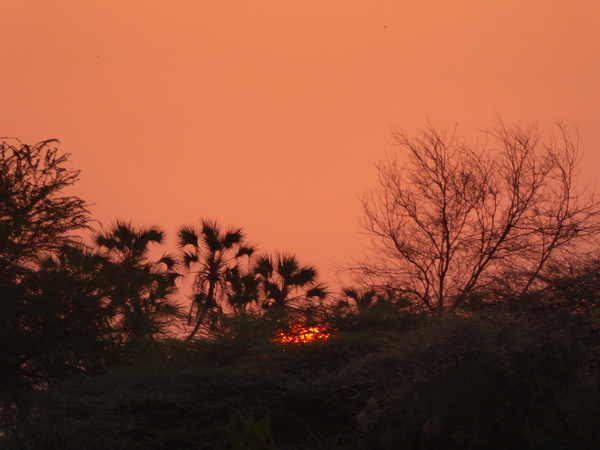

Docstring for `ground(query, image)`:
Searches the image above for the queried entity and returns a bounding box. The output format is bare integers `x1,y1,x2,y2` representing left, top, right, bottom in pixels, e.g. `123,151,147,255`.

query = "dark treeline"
2,124,600,449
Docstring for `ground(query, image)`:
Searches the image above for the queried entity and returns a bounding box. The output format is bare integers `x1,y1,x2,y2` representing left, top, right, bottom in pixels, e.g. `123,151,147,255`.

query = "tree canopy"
0,139,88,271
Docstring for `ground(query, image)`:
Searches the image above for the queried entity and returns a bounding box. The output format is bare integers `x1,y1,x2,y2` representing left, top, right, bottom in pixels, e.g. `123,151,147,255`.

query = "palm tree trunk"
185,308,207,341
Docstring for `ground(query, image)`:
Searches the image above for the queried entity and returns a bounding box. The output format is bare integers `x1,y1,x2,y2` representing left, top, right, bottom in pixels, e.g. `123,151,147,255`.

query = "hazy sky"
2,0,599,287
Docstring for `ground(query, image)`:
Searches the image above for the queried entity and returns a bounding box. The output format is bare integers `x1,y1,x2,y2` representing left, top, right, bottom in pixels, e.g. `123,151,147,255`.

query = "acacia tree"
0,140,89,377
177,220,255,340
0,139,90,435
0,139,88,271
356,122,600,314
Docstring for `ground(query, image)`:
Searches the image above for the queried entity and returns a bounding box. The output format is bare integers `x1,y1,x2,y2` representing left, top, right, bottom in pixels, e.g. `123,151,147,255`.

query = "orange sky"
2,0,600,288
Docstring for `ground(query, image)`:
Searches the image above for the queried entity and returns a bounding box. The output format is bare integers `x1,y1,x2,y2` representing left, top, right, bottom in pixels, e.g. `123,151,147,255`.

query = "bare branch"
352,121,600,314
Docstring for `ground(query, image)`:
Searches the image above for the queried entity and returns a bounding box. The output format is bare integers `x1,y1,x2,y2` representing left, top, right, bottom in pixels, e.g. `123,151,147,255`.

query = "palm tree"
225,265,261,314
94,220,180,341
340,288,378,314
177,219,255,340
253,253,328,312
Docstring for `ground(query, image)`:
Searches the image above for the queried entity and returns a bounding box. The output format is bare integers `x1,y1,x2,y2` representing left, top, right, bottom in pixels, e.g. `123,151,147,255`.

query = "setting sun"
273,324,332,345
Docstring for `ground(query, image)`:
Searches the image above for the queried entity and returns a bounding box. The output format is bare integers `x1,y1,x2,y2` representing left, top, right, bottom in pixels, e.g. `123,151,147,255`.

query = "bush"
8,311,600,449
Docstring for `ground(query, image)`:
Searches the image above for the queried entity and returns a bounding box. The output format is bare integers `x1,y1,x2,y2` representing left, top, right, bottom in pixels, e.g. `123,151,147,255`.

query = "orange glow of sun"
273,324,332,345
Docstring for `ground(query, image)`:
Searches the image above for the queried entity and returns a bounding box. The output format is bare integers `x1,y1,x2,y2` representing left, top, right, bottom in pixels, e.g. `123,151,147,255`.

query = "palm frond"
177,224,198,248
263,280,282,299
140,225,164,244
192,292,207,306
181,250,198,268
112,219,135,248
201,219,222,252
157,253,177,271
222,227,244,248
254,254,274,277
360,289,378,307
166,272,180,285
93,231,115,250
342,288,360,301
277,254,301,280
306,283,328,299
236,244,256,258
292,266,318,286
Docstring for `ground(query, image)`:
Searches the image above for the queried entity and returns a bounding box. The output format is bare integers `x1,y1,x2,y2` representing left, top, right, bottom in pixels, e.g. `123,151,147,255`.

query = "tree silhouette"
254,253,328,313
356,121,600,314
177,219,255,340
94,220,180,341
0,242,121,442
340,288,378,314
0,139,88,272
0,139,90,426
225,265,261,315
25,244,118,370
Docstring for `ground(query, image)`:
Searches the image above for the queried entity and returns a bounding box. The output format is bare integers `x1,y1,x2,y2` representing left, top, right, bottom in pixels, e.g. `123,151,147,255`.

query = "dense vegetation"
2,128,600,449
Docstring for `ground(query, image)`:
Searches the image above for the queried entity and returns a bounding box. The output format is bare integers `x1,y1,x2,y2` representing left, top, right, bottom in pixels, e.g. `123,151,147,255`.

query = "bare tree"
354,121,600,314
